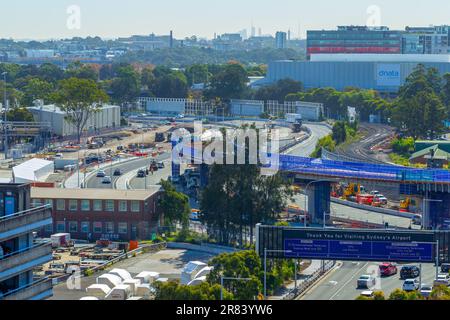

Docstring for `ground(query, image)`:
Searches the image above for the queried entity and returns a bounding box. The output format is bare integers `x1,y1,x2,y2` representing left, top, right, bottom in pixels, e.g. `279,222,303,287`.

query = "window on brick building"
81,200,90,211
56,199,65,211
119,201,127,212
118,222,128,234
131,201,140,212
93,200,102,211
105,200,114,212
69,200,78,211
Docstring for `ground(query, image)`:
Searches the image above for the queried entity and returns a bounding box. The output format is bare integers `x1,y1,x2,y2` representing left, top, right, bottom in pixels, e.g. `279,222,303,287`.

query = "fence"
283,260,335,300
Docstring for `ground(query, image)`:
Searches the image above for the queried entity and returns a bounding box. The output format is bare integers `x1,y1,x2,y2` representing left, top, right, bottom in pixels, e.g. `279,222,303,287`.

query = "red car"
379,263,397,277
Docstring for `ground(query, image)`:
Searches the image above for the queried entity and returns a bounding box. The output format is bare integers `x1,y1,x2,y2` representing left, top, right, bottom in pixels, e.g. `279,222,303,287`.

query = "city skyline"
1,0,450,41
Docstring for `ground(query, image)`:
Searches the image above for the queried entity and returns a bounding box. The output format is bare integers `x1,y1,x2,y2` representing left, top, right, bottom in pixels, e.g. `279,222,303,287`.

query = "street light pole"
2,72,8,160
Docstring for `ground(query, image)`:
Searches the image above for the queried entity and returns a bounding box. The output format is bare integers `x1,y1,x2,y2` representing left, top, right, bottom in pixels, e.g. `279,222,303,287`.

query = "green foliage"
110,65,141,103
159,180,191,229
200,160,292,246
254,78,303,102
392,64,448,139
154,281,233,300
52,77,109,143
7,107,34,122
205,63,249,100
310,135,336,158
118,47,304,67
391,137,415,155
332,121,347,144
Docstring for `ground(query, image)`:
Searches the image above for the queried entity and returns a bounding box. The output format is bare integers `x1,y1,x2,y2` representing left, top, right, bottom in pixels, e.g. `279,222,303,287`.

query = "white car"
102,176,112,184
403,279,420,291
433,274,450,287
374,195,388,205
370,190,380,196
357,275,376,289
420,284,433,298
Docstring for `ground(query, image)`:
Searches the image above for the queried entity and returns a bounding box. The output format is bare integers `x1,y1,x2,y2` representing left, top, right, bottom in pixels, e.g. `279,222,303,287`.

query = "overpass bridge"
173,140,450,230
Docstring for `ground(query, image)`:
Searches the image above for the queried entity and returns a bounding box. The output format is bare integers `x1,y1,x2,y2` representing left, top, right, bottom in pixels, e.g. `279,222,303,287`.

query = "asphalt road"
286,123,331,157
301,261,437,300
85,153,170,189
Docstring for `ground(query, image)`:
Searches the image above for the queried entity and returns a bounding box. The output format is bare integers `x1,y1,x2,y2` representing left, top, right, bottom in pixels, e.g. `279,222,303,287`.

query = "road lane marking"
329,262,369,300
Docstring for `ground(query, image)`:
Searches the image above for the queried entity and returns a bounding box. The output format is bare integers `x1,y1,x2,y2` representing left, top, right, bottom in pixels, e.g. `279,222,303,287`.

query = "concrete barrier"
167,242,240,255
331,197,416,219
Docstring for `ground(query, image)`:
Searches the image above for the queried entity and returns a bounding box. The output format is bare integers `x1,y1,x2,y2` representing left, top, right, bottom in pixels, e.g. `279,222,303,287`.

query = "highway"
286,123,331,157
85,153,170,189
301,261,437,300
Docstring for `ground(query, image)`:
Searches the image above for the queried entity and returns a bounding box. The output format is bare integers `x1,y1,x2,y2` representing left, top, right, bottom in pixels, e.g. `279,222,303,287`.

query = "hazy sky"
1,0,450,40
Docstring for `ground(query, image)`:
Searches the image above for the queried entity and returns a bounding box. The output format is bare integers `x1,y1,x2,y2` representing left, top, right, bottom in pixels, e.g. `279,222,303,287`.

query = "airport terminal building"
255,54,450,93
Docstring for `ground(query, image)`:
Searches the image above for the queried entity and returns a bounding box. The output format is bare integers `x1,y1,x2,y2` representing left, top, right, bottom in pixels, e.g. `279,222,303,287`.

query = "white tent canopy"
12,158,54,183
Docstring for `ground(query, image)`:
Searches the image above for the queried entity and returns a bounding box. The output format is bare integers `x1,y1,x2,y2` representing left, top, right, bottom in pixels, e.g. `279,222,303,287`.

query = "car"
400,266,420,279
102,176,112,184
420,284,433,298
374,195,388,205
157,161,165,169
97,170,106,178
137,169,146,178
113,169,122,176
441,263,450,273
412,215,422,225
403,279,420,291
360,290,374,298
379,263,397,277
370,190,380,196
433,274,450,287
357,275,376,289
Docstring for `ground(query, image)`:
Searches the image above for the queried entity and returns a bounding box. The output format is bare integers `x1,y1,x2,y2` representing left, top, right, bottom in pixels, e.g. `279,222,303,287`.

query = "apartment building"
0,183,53,300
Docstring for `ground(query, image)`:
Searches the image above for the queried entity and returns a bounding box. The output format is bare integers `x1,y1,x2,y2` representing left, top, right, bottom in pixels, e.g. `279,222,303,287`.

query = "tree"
430,285,450,300
392,65,447,139
332,121,347,144
64,61,98,81
200,160,292,246
154,281,233,300
20,78,53,106
186,64,210,86
254,78,303,102
110,65,141,103
52,78,109,144
205,63,249,100
152,72,188,98
7,107,34,122
159,180,191,230
207,251,262,300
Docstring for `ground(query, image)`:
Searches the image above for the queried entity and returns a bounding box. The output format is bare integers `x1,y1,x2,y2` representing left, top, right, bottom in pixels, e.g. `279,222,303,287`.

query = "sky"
1,0,450,40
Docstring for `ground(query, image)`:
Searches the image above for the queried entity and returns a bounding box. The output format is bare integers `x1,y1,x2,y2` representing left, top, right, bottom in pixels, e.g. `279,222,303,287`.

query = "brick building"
30,187,162,242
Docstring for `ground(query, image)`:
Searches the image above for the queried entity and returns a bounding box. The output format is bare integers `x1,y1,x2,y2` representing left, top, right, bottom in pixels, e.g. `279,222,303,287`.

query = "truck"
286,113,303,124
51,233,72,248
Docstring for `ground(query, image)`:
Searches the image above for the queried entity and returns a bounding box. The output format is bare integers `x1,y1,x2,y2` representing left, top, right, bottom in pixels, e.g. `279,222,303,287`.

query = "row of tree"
154,250,296,300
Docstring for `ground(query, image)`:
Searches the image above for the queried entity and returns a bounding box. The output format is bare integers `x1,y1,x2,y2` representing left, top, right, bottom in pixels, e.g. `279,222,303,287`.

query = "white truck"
286,113,302,124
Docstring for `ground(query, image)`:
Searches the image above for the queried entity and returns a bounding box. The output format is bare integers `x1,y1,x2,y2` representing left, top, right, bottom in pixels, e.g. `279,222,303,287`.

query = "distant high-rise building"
288,29,291,41
276,31,287,49
258,28,262,37
251,25,256,38
169,30,173,48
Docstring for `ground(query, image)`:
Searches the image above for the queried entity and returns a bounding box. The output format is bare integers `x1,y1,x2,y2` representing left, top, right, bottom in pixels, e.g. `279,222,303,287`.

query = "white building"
28,103,121,137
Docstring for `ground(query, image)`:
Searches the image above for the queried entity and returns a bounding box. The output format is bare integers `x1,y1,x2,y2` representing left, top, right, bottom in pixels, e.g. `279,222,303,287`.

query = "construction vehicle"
399,197,411,212
342,183,366,199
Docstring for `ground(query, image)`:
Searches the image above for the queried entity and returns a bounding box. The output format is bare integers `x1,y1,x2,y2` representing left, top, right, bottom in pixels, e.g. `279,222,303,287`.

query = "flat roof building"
31,187,163,242
255,54,450,93
28,103,121,137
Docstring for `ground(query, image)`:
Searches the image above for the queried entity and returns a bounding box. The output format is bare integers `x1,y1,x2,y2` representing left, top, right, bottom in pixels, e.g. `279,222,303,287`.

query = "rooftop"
310,54,450,63
31,186,161,201
28,104,120,114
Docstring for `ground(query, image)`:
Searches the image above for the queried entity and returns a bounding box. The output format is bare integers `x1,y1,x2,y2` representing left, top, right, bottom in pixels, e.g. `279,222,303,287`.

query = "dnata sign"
376,64,401,87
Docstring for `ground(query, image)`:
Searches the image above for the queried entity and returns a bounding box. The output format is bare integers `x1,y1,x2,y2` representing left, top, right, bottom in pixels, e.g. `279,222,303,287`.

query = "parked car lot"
400,265,420,280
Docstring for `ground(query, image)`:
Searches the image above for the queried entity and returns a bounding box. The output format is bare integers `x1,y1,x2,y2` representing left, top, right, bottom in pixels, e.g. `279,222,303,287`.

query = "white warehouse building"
28,103,121,137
